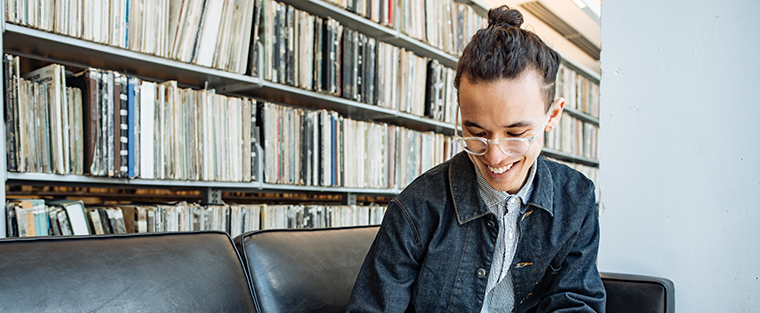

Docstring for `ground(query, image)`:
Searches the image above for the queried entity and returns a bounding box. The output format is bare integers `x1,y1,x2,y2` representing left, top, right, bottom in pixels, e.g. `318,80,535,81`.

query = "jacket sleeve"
346,199,423,313
536,186,606,312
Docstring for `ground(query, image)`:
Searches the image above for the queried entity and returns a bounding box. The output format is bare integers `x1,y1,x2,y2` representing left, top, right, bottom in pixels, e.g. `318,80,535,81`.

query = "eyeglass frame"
454,101,555,156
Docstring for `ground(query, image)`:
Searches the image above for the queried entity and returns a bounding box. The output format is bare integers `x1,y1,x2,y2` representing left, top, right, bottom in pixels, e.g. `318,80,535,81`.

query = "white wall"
598,1,760,312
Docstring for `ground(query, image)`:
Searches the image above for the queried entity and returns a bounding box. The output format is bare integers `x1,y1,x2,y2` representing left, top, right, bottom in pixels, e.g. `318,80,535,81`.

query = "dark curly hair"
455,5,561,112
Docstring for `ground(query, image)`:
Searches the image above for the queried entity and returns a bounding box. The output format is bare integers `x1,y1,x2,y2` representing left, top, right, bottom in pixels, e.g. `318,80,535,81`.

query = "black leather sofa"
235,225,676,313
0,226,674,313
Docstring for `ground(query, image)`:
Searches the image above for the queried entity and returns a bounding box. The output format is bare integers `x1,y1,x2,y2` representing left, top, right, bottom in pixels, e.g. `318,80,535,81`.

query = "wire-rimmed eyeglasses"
454,103,554,156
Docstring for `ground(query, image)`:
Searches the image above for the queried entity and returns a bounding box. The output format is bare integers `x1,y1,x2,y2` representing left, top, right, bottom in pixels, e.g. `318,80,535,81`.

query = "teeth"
488,163,513,174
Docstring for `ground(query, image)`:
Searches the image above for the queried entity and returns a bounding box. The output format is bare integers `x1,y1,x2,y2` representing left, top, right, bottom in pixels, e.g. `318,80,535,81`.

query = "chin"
477,158,525,193
470,151,540,193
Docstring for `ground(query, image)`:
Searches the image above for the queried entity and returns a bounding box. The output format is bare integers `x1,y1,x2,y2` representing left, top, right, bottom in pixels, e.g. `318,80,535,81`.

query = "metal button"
476,268,487,278
486,220,495,228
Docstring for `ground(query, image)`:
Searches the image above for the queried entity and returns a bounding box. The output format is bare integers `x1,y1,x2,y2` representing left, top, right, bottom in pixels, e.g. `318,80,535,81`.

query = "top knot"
487,5,523,28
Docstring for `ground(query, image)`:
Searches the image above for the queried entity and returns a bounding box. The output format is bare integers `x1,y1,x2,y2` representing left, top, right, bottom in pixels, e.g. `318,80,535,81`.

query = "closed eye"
507,130,528,137
464,127,487,137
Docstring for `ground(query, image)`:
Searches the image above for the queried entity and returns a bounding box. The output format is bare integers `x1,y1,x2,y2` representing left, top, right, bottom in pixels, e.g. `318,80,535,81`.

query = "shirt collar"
449,152,554,225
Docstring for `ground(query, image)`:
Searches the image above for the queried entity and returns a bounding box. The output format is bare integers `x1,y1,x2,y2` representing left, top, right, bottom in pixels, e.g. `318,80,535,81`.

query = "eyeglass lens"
462,139,529,155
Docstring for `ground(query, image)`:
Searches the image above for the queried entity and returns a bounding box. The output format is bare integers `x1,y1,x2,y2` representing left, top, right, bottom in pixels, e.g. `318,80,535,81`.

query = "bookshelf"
1,0,600,238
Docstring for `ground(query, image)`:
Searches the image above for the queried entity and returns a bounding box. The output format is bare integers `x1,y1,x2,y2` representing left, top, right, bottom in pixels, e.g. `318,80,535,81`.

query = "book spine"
4,55,19,172
127,77,136,178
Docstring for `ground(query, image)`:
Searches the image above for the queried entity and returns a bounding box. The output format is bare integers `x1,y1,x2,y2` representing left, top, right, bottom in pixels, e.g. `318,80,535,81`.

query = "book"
115,73,129,177
365,37,376,105
32,199,48,236
56,209,73,236
126,77,139,178
4,55,19,172
88,208,105,235
246,0,265,76
67,68,102,176
69,84,85,175
23,64,66,174
139,81,157,179
46,199,91,236
194,0,226,67
6,202,18,237
110,72,121,177
9,200,35,237
232,0,256,74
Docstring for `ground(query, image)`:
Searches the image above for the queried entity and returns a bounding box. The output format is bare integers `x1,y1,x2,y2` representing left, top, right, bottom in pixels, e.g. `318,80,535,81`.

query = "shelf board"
387,111,456,135
253,80,398,120
5,172,401,195
563,107,600,126
281,0,394,39
249,80,457,134
541,148,599,167
557,50,601,83
260,183,401,195
388,32,459,69
3,24,261,89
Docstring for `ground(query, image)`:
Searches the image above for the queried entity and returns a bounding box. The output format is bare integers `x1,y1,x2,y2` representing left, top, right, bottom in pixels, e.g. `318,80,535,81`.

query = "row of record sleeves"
544,111,599,160
5,199,387,239
3,55,463,188
258,0,459,122
260,102,461,189
557,64,601,118
3,56,257,181
6,0,485,74
6,0,257,74
320,0,486,56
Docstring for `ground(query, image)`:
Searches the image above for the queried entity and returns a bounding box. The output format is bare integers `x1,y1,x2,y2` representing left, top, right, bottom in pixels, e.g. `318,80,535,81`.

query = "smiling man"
347,5,606,313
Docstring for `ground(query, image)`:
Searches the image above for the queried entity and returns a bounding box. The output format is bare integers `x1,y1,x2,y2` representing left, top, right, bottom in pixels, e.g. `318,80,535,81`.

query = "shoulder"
539,157,595,196
395,158,453,207
536,157,597,219
389,157,462,235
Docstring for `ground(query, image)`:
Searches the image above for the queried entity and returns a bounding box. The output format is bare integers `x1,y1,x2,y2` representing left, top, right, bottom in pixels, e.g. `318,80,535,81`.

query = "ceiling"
480,0,601,75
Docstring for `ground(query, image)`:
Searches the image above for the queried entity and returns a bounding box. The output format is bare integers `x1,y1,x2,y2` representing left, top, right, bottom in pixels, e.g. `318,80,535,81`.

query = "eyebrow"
463,120,535,129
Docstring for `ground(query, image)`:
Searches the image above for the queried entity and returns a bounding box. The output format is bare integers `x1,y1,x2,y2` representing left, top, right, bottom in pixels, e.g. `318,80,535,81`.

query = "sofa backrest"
601,272,676,313
235,225,677,313
234,225,379,313
0,231,257,313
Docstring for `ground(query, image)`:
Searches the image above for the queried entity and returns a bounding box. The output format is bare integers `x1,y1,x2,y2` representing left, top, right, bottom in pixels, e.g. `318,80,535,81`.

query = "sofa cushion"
234,225,380,313
0,231,256,312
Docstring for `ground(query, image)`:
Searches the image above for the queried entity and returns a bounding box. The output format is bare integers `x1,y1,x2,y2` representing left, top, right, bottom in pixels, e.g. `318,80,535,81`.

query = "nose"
481,140,507,165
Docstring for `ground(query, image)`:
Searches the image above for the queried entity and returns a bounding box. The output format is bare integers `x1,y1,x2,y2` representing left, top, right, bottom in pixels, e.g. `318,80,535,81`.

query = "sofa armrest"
0,232,256,312
601,272,675,313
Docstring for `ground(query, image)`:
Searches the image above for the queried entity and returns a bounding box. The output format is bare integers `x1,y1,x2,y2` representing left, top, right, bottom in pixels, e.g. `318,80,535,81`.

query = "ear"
546,98,565,132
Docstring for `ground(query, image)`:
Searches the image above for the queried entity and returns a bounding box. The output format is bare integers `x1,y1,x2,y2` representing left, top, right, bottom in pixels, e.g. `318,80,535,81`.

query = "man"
347,5,606,313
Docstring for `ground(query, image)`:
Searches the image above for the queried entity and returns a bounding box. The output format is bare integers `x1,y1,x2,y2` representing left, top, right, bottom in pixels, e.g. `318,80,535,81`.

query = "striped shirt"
476,162,537,313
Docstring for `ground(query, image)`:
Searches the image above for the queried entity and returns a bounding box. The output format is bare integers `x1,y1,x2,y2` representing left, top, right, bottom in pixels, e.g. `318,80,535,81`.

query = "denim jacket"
347,152,606,312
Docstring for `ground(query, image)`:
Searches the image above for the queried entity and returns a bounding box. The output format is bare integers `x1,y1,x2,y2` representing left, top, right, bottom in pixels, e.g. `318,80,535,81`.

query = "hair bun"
487,5,523,28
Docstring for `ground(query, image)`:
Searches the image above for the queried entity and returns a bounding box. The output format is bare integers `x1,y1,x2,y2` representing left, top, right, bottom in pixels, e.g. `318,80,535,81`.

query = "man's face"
458,71,562,194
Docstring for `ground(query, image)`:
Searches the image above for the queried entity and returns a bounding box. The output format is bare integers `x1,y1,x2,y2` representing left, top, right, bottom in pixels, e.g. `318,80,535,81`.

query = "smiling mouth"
487,162,516,174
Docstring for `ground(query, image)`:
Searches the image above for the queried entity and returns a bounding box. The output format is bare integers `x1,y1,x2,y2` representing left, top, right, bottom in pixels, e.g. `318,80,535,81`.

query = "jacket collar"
449,152,554,225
